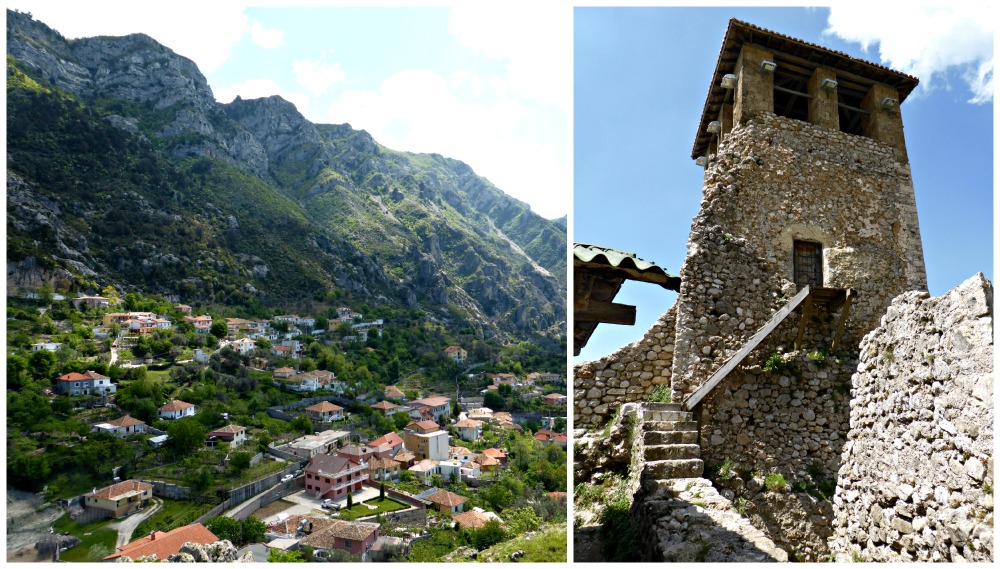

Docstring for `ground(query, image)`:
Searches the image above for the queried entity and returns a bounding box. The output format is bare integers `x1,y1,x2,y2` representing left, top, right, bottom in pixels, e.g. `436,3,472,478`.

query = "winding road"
111,498,162,548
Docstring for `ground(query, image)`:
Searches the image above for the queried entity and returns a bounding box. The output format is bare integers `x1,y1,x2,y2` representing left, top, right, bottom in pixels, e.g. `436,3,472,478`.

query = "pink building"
304,454,369,499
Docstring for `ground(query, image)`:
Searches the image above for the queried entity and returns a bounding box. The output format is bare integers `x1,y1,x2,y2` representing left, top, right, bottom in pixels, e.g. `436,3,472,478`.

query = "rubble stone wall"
829,273,994,562
573,306,676,427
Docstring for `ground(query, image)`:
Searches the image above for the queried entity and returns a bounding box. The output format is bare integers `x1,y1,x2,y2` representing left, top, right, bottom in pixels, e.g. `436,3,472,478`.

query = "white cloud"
7,0,250,74
293,54,347,97
214,78,310,116
447,3,571,109
325,69,568,218
249,20,284,50
825,5,994,103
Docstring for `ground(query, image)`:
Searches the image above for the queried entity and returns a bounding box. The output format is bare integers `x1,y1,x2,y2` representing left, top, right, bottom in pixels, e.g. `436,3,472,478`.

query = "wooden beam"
685,285,812,410
830,289,856,352
794,295,814,351
575,302,636,326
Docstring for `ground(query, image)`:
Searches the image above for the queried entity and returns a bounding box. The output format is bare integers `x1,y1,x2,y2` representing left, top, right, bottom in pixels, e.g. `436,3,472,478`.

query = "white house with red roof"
158,400,195,420
91,415,146,438
306,401,345,422
409,396,451,423
84,480,153,518
207,424,247,447
442,345,467,363
54,371,116,396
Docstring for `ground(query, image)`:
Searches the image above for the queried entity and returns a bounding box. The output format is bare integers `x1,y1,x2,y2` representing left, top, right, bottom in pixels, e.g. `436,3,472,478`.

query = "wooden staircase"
641,402,704,480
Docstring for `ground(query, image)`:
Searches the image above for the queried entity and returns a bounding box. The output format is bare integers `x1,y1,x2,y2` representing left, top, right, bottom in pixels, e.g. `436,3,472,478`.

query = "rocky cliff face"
829,273,993,562
6,9,565,345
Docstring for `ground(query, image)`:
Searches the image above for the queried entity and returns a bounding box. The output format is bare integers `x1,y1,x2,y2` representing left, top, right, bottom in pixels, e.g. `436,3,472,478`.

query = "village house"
273,367,296,378
393,449,417,468
482,447,507,466
103,523,218,562
304,454,369,500
450,446,475,463
453,419,483,442
286,430,350,460
384,385,407,401
224,337,257,355
91,415,146,438
466,407,493,422
403,420,450,461
368,456,402,482
452,510,497,530
71,295,110,310
84,479,153,518
54,370,116,397
31,341,62,352
206,424,247,447
542,393,568,407
533,429,568,449
408,459,439,484
103,312,157,326
442,345,467,363
158,400,195,420
337,444,374,465
174,304,192,314
409,396,452,423
367,432,404,456
183,314,213,334
474,453,502,475
290,517,380,561
424,489,468,514
305,401,345,422
371,400,400,416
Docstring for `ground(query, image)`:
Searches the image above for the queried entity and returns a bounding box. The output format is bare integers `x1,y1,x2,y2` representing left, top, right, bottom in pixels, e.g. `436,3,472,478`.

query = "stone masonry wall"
573,305,676,427
829,273,994,562
674,113,926,397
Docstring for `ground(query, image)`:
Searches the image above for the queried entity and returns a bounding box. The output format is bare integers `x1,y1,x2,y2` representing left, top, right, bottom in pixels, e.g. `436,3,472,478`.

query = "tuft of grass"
648,385,672,403
734,497,750,517
717,458,735,481
763,352,787,373
807,350,827,366
764,473,788,492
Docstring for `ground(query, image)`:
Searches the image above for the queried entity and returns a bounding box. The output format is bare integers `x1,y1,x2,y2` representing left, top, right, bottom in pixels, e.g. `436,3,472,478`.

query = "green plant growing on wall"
764,473,788,492
734,496,750,517
763,352,787,373
807,350,827,366
648,385,672,403
717,458,735,481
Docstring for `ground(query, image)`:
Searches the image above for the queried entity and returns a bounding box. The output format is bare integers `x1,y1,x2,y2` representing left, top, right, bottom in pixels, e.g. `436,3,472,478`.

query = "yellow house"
84,480,153,518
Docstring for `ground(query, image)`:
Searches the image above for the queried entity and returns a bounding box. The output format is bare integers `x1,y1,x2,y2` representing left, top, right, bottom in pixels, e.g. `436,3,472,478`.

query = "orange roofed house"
424,489,468,514
84,480,153,518
54,371,116,396
158,400,195,420
443,345,467,363
306,401,345,422
91,414,146,438
207,424,247,447
103,522,219,561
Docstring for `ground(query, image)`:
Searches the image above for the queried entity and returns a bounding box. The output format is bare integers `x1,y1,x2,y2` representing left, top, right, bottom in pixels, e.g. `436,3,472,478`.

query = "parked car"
281,474,294,483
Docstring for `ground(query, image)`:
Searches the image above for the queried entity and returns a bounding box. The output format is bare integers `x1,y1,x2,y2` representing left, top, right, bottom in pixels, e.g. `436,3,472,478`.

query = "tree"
380,481,386,501
204,516,241,544
210,320,228,340
28,350,57,381
290,414,313,435
468,519,506,550
229,451,252,472
268,549,305,562
167,418,207,458
347,492,354,510
101,285,121,306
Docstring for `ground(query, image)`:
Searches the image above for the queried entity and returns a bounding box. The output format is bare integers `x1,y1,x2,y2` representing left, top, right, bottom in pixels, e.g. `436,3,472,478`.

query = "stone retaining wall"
573,306,676,427
829,274,994,562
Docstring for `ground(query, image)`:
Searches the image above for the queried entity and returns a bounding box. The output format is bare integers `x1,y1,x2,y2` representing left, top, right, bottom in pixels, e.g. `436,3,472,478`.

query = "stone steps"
643,420,699,432
644,443,701,461
644,429,699,445
643,459,705,479
646,409,691,422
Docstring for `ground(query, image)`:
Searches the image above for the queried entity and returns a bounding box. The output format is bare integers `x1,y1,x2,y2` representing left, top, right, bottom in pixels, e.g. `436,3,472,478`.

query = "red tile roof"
425,489,468,508
368,432,404,448
207,424,245,437
104,523,218,561
372,400,399,411
90,480,153,501
452,510,491,529
306,401,344,413
108,415,145,428
159,400,194,412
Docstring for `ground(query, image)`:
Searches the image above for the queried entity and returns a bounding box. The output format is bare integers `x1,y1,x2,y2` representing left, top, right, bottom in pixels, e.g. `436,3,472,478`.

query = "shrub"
763,352,786,373
717,459,735,481
764,473,788,492
648,385,672,403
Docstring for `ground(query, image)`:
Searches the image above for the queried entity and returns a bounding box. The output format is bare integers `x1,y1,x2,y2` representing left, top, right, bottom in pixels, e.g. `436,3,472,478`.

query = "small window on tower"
794,241,823,288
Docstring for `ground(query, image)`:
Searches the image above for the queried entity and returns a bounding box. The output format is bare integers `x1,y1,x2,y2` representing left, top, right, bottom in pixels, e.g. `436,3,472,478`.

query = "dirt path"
111,498,162,548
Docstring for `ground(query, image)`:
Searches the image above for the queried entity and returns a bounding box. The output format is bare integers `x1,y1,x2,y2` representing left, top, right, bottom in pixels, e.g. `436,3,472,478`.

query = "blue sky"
574,5,994,361
5,1,571,220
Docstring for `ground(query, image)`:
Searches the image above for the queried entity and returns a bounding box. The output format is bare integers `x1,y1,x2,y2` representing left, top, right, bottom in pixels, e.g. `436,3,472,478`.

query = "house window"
793,241,823,288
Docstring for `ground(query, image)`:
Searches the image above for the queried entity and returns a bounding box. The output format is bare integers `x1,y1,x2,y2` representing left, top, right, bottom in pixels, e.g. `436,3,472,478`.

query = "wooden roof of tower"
692,18,920,158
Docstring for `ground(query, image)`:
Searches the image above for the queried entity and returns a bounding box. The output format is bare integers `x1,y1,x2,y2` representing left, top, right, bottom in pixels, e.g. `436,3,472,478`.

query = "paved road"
112,498,162,548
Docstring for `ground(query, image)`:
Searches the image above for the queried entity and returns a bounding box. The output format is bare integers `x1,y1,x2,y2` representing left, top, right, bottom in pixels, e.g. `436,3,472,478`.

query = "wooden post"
830,289,856,352
794,294,815,351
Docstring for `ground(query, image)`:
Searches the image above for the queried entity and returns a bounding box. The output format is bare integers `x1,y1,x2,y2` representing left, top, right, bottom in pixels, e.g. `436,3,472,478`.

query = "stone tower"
672,19,927,401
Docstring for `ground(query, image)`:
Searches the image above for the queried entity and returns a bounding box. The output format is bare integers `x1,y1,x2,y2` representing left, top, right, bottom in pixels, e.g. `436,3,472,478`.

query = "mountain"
5,10,566,346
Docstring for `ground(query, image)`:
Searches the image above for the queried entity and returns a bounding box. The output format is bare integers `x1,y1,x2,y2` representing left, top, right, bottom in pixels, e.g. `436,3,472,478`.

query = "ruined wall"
573,306,676,427
674,113,926,397
829,274,994,562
